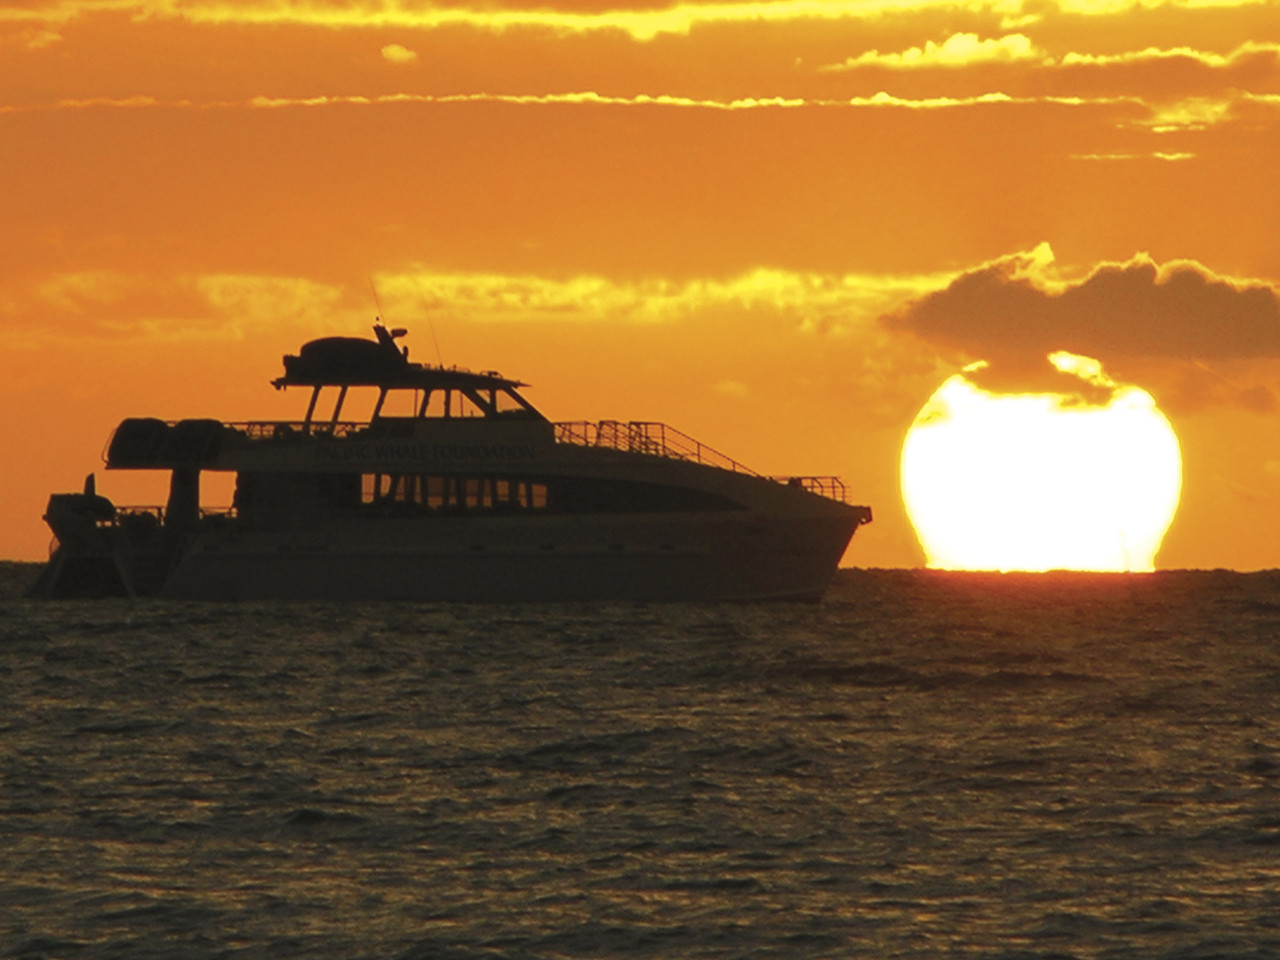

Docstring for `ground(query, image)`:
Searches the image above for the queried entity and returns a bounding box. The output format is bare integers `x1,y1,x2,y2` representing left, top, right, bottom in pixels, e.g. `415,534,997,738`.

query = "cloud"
0,24,62,49
1138,96,1235,131
814,40,1280,126
2,271,354,345
5,89,1085,115
5,0,1032,43
3,264,951,347
380,42,417,63
713,379,750,398
1072,151,1197,161
7,0,1277,50
884,243,1280,362
821,33,1043,72
377,265,951,326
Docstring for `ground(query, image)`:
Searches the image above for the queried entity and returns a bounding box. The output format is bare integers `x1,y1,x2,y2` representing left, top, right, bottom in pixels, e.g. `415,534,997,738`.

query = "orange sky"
5,0,1280,569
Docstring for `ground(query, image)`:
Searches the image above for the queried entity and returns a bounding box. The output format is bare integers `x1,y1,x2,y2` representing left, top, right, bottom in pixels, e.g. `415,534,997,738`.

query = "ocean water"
2,568,1280,959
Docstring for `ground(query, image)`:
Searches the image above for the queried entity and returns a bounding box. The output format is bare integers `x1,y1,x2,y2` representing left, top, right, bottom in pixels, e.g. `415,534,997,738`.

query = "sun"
901,353,1182,572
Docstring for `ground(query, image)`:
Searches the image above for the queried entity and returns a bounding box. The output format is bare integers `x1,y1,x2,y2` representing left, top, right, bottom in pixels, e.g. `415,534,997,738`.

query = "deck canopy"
272,324,545,424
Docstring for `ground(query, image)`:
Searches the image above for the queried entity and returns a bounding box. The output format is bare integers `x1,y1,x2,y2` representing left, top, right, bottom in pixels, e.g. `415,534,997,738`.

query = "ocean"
2,565,1279,959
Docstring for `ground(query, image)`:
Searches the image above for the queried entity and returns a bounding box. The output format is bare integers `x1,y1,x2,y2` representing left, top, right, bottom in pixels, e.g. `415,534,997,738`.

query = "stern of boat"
27,475,137,598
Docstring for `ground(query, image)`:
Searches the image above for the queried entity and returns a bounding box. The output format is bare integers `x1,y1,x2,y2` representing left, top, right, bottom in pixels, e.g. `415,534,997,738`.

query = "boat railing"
115,505,166,525
772,475,849,502
554,421,760,476
227,421,367,439
554,422,850,502
113,506,238,524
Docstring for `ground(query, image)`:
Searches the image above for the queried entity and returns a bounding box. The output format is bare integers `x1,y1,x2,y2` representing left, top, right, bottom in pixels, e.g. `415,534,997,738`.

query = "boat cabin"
272,324,546,429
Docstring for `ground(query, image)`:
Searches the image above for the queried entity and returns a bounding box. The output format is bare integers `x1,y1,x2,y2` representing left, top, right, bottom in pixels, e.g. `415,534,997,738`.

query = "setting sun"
901,353,1182,572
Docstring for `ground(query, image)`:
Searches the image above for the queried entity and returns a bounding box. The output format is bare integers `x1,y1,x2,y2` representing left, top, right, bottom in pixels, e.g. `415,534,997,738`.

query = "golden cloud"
375,266,953,326
6,89,1104,117
4,264,951,346
380,42,418,63
6,0,1027,42
3,271,355,345
23,0,1254,44
821,33,1043,72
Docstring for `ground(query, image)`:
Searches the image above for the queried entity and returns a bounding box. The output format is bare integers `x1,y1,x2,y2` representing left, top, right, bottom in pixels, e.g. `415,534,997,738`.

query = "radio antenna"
368,276,386,325
419,288,446,369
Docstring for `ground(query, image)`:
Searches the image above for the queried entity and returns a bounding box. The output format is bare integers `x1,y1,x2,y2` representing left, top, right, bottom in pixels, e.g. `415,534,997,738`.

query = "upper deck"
273,324,547,428
103,323,852,502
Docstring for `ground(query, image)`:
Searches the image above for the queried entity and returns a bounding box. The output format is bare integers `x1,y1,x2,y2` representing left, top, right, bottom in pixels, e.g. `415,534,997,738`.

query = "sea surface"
2,566,1280,959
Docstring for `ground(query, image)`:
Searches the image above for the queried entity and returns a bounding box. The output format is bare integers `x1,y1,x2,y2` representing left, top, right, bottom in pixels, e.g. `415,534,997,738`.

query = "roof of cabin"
271,325,527,391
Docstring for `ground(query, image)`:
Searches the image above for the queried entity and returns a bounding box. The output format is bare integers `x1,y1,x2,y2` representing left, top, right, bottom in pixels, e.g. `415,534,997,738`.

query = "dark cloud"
961,358,1119,407
884,248,1280,362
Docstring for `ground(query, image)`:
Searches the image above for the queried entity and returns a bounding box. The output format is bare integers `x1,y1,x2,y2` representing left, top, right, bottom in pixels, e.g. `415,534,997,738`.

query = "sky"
4,0,1280,569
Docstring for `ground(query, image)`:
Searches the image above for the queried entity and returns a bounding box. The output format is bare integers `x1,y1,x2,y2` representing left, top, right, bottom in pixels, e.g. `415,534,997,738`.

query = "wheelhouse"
272,325,546,429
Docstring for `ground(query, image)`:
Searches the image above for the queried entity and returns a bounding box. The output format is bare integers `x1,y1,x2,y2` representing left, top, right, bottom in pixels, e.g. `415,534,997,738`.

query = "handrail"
113,506,238,523
553,421,850,502
771,475,848,502
225,421,367,439
554,420,758,476
124,419,850,503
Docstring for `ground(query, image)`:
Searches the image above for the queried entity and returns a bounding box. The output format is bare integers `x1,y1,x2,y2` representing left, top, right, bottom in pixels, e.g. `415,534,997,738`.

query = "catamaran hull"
158,513,859,602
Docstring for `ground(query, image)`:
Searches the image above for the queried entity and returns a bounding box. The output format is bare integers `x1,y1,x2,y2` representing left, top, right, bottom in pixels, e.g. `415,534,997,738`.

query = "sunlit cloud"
1,25,63,48
816,40,1280,119
7,89,1124,116
7,0,1277,47
4,0,1028,42
5,272,353,345
821,33,1043,72
1072,151,1197,160
1059,45,1229,68
4,265,954,346
195,275,349,331
35,270,153,315
246,91,809,111
1138,96,1235,131
376,266,952,326
15,95,162,114
1056,0,1271,12
380,42,418,63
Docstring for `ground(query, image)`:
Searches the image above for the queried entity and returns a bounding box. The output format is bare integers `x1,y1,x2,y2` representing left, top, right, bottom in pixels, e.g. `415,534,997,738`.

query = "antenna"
418,287,446,369
368,276,386,325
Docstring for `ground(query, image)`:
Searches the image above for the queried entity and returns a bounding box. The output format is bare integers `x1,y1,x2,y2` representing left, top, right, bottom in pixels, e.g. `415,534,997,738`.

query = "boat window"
529,482,547,509
425,475,447,509
494,388,535,416
355,474,733,514
452,391,487,419
359,474,548,512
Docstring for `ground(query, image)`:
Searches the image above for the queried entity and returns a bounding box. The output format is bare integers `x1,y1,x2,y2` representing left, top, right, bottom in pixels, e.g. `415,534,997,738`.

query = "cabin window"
425,475,447,509
529,482,547,509
360,474,548,512
356,474,733,514
494,388,533,416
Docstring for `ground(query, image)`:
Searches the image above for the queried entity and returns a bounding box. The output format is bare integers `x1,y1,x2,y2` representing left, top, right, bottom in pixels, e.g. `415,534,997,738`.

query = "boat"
28,324,872,601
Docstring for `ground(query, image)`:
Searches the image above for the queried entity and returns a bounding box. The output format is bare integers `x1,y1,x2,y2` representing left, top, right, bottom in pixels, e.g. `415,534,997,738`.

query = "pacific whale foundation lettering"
316,441,539,465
